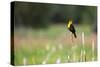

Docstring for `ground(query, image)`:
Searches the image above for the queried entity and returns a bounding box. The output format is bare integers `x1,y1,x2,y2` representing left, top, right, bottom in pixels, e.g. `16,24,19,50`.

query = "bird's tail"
73,32,77,38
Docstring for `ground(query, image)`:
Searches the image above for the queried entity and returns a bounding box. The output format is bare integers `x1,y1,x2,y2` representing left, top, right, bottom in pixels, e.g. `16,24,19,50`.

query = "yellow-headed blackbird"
67,20,77,38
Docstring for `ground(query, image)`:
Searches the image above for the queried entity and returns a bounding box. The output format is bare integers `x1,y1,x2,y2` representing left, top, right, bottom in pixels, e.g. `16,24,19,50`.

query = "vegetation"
14,24,97,65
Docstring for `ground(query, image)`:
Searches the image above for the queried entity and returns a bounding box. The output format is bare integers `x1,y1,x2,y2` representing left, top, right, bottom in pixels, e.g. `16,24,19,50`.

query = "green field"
14,24,97,65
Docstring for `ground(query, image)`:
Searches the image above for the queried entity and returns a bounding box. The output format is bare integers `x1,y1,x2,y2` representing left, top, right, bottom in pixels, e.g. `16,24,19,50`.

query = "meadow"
14,24,97,65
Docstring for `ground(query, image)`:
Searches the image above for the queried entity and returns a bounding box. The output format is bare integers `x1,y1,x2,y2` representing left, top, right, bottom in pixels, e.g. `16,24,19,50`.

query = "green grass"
14,24,97,65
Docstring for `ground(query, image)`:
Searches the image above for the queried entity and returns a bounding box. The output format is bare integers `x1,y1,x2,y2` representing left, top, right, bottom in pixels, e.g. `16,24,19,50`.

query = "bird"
67,19,77,38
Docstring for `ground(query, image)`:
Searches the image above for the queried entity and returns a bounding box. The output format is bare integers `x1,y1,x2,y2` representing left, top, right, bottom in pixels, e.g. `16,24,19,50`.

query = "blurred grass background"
11,1,97,65
14,24,97,65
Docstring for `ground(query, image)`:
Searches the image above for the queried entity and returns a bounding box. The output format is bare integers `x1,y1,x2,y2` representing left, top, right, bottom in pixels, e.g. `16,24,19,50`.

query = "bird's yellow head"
67,20,72,28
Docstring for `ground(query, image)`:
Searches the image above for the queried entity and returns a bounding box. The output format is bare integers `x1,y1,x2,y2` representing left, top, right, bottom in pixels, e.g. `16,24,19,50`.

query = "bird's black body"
68,24,77,38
